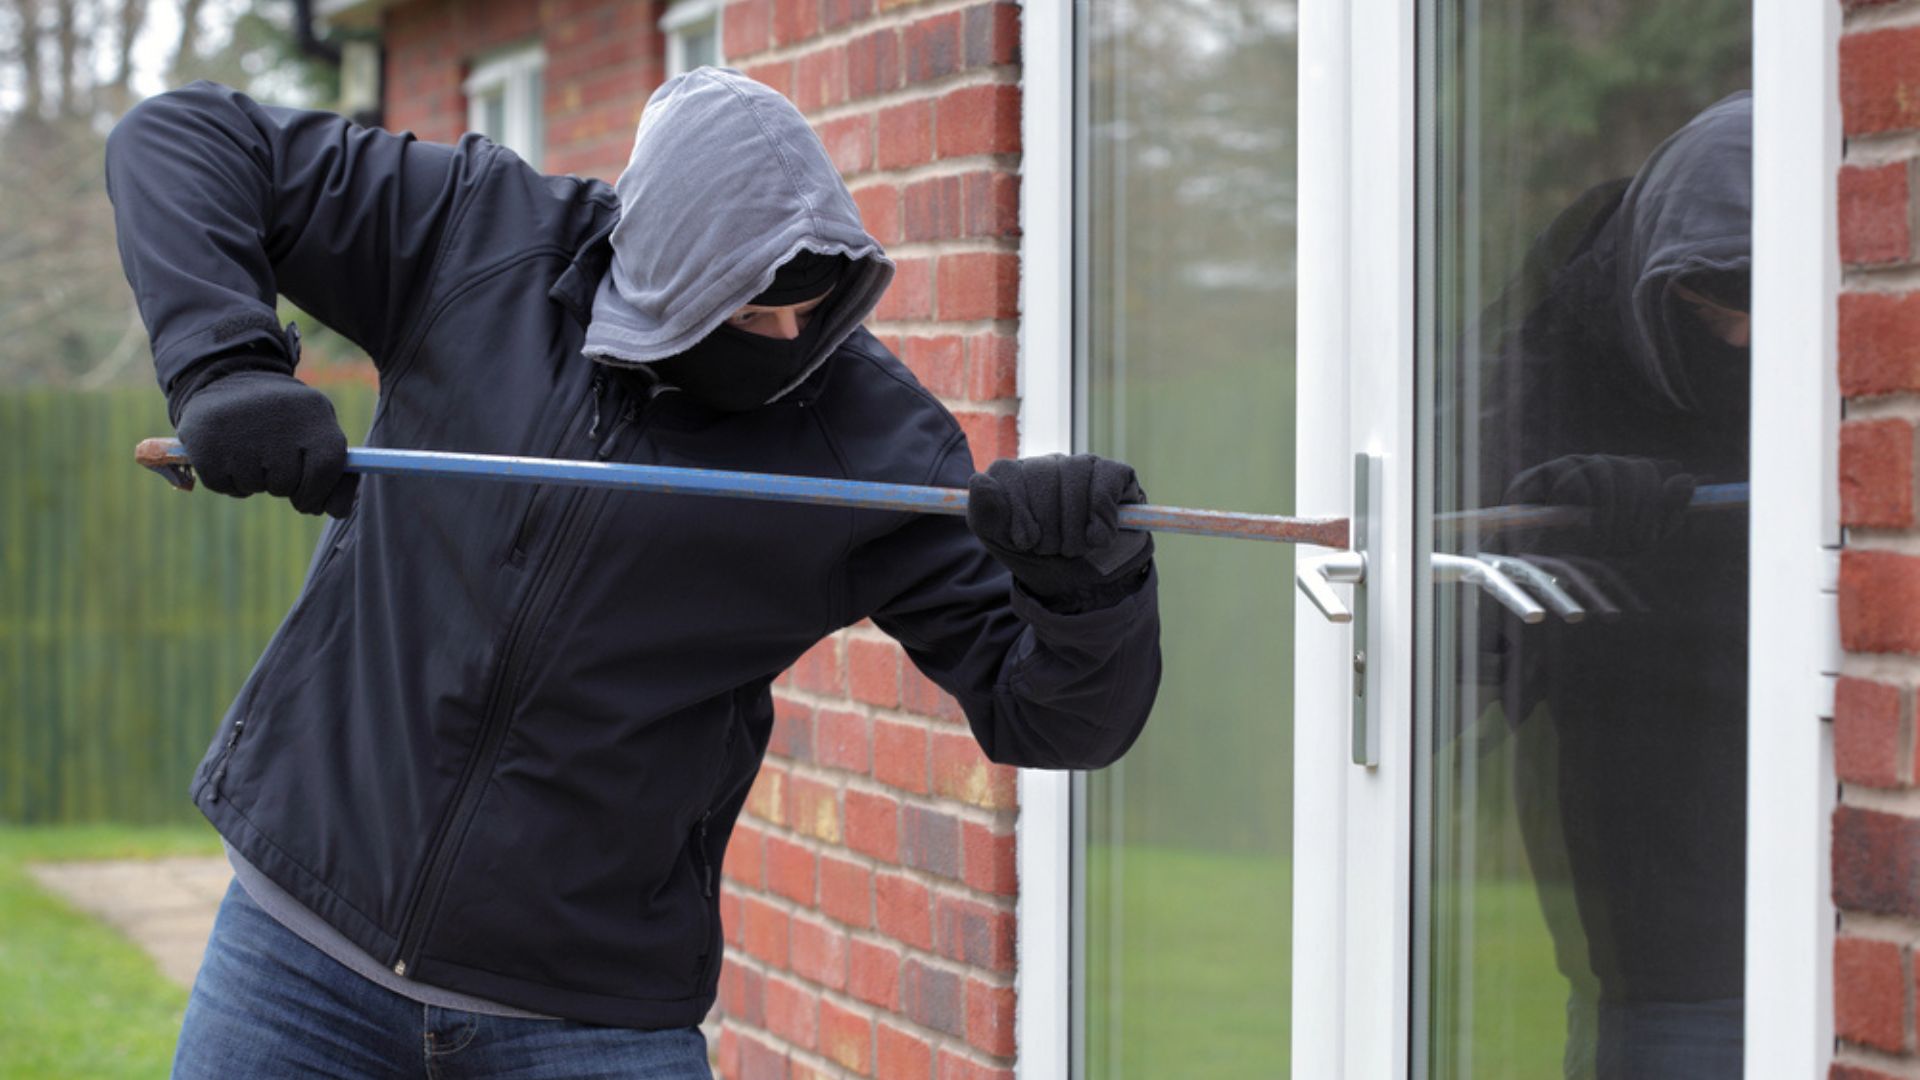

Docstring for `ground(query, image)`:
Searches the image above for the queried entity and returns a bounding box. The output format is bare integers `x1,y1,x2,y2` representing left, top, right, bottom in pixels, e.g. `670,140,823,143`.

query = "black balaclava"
646,251,848,412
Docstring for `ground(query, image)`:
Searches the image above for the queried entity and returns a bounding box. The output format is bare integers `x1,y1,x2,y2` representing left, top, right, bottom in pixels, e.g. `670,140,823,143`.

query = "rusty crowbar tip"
134,438,1354,550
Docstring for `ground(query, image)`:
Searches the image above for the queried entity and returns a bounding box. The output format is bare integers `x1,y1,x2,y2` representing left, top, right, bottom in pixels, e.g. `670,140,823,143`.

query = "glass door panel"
1075,1,1299,1076
1416,3,1752,1078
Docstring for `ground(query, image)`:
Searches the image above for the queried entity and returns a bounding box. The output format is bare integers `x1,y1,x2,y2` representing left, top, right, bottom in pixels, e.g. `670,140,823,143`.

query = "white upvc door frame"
1293,0,1418,1075
1015,0,1834,1076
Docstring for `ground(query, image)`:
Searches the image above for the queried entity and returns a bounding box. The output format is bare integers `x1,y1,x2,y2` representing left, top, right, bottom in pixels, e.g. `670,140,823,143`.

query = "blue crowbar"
135,438,1355,549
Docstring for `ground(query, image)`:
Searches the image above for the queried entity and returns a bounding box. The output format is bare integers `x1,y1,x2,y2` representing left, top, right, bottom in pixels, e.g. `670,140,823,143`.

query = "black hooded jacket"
104,81,1162,1027
1469,92,1752,1003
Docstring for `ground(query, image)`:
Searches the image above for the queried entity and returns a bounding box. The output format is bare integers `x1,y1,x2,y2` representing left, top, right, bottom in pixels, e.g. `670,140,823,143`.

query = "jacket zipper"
389,379,644,978
507,373,607,566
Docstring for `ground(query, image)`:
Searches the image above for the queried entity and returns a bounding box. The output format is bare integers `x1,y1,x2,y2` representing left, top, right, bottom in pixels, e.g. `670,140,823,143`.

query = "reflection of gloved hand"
1503,454,1694,554
966,454,1154,612
173,362,357,518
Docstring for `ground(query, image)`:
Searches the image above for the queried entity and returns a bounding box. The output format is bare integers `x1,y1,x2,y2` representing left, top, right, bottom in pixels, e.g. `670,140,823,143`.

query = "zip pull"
209,718,247,801
586,372,606,439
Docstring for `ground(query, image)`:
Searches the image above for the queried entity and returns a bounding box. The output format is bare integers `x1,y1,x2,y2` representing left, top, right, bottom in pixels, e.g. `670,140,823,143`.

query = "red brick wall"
717,4,1024,1078
1833,1,1920,1075
375,1,1026,1077
384,0,666,180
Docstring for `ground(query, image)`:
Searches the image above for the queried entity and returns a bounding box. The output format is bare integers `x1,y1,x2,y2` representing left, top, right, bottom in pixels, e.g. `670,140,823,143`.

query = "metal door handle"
1432,553,1547,624
1479,554,1585,623
1296,551,1367,623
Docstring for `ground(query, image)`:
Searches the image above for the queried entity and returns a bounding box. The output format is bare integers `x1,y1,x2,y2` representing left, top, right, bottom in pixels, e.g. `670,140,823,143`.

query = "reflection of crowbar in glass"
1436,482,1748,537
134,438,1353,550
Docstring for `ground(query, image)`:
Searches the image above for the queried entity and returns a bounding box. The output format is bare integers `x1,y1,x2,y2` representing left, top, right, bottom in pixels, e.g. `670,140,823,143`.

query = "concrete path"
28,856,230,989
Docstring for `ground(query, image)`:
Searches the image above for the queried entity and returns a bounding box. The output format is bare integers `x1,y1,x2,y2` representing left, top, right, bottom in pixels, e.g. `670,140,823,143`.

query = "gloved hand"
966,453,1154,612
173,365,357,518
1502,453,1694,554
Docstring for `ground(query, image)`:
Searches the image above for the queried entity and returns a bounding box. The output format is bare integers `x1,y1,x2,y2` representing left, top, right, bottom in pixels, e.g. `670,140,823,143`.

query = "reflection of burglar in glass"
1470,91,1750,1080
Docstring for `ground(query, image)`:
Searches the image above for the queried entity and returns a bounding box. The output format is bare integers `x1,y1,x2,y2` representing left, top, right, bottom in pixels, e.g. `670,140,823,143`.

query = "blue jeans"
174,880,713,1079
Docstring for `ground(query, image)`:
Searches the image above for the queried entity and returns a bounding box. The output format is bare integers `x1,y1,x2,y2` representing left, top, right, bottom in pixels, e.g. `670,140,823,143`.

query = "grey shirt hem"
225,843,557,1020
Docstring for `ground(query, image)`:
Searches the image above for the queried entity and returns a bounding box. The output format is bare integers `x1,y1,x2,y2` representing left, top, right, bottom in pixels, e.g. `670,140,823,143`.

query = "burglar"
106,69,1161,1078
1468,92,1752,1080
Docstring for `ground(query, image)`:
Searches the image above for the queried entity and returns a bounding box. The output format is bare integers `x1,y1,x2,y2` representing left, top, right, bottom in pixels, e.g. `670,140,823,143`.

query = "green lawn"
0,824,221,1079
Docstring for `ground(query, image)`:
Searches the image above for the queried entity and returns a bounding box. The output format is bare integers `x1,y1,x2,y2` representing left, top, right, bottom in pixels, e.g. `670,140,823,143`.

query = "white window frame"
463,44,546,169
661,0,726,78
1016,0,1836,1075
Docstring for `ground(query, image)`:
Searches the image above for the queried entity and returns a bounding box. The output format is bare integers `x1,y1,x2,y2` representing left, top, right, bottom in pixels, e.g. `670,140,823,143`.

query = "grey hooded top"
582,68,895,402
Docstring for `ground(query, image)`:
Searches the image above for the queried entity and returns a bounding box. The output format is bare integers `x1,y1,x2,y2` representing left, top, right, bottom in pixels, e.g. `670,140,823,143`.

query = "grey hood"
582,69,894,399
1604,90,1751,411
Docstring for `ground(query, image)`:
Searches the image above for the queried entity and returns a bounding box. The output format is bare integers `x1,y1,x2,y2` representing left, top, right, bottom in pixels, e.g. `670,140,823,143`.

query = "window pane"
683,24,719,72
1077,1,1298,1076
1417,2,1752,1077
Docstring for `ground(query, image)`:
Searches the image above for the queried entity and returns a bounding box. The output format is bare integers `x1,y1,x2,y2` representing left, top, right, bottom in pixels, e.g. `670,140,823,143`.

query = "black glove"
1502,453,1694,555
966,453,1154,612
171,357,357,519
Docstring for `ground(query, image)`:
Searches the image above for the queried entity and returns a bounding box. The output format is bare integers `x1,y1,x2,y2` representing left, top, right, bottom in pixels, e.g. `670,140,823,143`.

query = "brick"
847,28,902,100
935,894,1015,971
718,1027,741,1080
1836,936,1906,1052
725,823,768,888
904,175,966,242
742,894,792,967
878,100,935,170
1842,418,1915,528
845,788,902,860
747,766,788,827
738,1029,790,1080
1841,550,1920,654
789,638,845,696
901,335,968,397
874,720,930,793
722,959,767,1025
936,84,1021,158
953,410,1019,470
823,0,875,32
938,1050,1014,1080
966,332,1018,402
903,663,967,722
901,958,965,1036
766,834,819,905
849,938,902,1010
721,889,745,947
1843,291,1920,396
962,170,1021,239
791,914,849,990
962,2,1020,68
853,183,902,247
937,252,1019,321
820,854,875,927
962,822,1017,895
901,804,963,879
784,774,843,843
877,1023,933,1080
933,731,1019,809
905,11,964,82
1834,804,1920,918
850,638,903,706
1841,162,1912,266
876,872,934,950
1832,1065,1905,1080
773,0,821,48
771,697,815,762
1836,677,1906,789
725,0,773,60
1843,27,1920,136
819,1002,874,1075
795,45,848,113
873,256,935,322
964,978,1016,1057
765,975,820,1050
817,115,874,178
815,708,872,773
744,59,797,100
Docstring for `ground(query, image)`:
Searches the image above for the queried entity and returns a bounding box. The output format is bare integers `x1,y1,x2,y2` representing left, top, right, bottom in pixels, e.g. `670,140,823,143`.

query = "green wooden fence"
1,385,376,823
